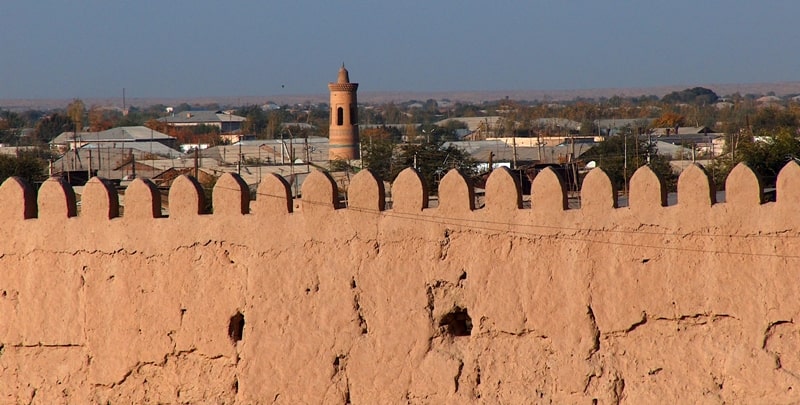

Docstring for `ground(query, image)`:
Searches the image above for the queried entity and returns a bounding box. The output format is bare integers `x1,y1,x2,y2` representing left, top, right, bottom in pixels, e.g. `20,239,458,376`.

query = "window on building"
337,107,344,126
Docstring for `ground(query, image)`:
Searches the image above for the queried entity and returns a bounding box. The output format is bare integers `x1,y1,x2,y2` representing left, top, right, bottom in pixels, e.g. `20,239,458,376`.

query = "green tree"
751,107,799,134
33,113,74,143
737,128,800,186
360,130,396,181
0,110,25,144
581,133,678,192
393,141,476,191
0,150,49,185
237,105,268,137
662,87,719,105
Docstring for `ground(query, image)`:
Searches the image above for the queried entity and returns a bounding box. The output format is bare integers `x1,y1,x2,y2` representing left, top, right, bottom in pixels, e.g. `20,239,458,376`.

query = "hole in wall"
439,307,473,337
333,354,346,373
229,311,245,343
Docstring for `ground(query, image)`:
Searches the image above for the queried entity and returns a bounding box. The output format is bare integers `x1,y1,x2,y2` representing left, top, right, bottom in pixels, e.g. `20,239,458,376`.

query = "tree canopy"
581,132,678,192
33,113,74,143
360,130,476,190
0,150,51,186
661,87,719,105
392,141,476,190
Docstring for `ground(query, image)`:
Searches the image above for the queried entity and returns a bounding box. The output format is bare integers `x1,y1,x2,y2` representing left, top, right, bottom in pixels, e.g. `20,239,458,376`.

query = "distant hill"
3,82,800,111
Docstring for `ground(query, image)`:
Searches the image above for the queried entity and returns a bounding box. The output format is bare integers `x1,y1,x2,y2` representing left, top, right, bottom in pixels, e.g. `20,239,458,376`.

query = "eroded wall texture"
2,162,800,404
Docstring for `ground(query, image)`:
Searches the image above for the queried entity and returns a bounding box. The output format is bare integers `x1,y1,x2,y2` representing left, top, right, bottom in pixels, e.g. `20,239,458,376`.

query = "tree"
382,103,403,124
0,110,25,144
88,105,117,132
266,110,285,139
579,120,598,136
662,87,719,105
653,112,686,129
581,133,678,192
709,107,800,189
393,141,476,191
433,121,466,142
360,129,396,181
237,105,268,137
751,107,799,134
0,150,49,186
736,128,800,186
67,99,86,132
33,113,74,143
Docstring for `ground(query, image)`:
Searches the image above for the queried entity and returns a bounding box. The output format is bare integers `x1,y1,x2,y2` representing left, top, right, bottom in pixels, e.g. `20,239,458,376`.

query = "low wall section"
2,162,800,403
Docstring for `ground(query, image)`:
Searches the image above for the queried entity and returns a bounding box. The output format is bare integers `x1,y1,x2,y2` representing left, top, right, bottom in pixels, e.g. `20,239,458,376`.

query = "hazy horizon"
1,1,799,101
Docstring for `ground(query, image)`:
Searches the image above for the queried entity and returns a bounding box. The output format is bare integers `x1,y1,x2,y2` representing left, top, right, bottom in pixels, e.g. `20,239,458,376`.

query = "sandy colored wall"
1,162,800,404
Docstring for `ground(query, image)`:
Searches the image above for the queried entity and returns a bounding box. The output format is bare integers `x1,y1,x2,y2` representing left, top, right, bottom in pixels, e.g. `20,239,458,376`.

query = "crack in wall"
439,228,452,260
610,372,625,405
763,320,793,350
7,343,84,348
762,320,800,379
94,347,235,389
587,306,601,360
330,352,351,403
453,359,464,393
654,313,735,324
603,312,735,339
352,292,368,335
473,361,482,399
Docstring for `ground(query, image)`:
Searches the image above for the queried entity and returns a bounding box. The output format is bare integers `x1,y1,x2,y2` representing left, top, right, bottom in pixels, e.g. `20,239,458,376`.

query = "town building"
158,110,246,133
51,126,179,154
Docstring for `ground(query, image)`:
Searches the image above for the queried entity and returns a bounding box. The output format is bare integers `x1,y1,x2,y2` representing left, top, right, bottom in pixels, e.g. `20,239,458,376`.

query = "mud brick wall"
2,162,800,403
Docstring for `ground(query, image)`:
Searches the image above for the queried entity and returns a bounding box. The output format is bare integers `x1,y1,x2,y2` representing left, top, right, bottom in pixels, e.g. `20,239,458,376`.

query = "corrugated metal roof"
443,140,587,163
83,141,182,158
52,126,174,144
159,110,246,124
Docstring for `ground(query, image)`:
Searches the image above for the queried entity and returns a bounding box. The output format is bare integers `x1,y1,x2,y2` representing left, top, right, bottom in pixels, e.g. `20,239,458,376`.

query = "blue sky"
1,1,798,99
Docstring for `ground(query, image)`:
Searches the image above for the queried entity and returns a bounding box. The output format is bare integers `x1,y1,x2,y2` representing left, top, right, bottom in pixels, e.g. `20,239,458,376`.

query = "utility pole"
131,150,136,180
512,136,518,169
305,136,310,173
237,135,242,175
623,133,628,196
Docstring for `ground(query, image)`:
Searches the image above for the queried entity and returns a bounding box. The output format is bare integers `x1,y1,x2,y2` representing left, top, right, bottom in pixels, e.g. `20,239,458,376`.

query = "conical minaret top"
337,64,350,84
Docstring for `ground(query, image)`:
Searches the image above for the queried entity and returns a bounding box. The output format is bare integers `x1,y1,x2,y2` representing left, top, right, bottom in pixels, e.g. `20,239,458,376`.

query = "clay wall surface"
2,162,800,404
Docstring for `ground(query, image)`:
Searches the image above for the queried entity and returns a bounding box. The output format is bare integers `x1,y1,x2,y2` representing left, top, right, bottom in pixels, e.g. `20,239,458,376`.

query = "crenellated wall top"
2,162,799,232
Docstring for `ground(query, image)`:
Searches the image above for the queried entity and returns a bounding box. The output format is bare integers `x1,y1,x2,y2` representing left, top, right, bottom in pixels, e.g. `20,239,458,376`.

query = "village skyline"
3,80,800,112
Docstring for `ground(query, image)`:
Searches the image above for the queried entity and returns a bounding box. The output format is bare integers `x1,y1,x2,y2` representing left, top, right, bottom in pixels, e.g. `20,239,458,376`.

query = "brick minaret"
328,64,359,161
